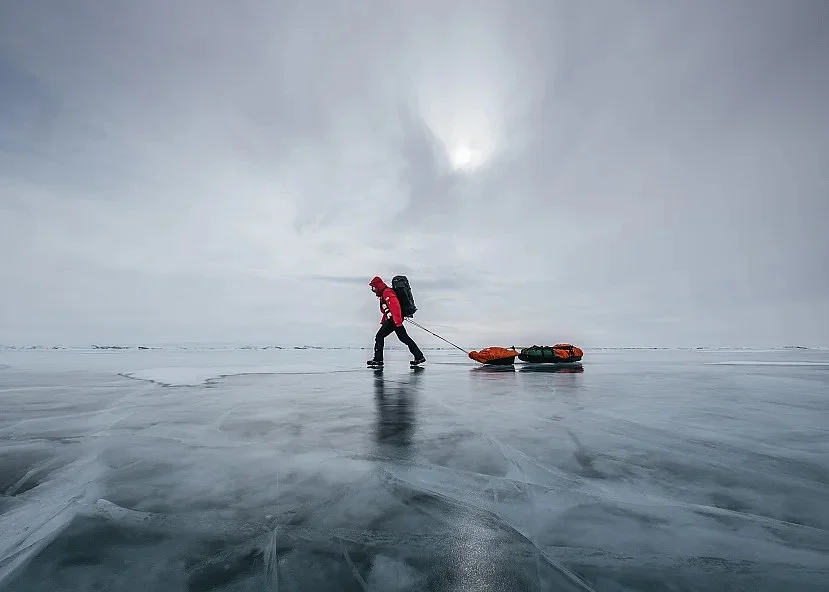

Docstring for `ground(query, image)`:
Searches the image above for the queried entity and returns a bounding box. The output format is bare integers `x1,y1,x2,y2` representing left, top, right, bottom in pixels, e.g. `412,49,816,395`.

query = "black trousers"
374,319,424,361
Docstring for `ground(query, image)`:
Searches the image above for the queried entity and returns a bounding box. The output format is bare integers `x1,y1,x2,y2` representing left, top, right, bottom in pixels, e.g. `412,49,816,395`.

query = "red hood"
369,276,388,294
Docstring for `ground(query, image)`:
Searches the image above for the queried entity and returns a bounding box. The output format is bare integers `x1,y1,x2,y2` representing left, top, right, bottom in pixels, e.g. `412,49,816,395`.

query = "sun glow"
412,77,503,174
449,143,487,172
450,144,481,170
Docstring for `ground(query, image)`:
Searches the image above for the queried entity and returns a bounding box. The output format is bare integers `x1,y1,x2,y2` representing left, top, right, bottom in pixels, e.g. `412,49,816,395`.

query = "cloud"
1,0,827,347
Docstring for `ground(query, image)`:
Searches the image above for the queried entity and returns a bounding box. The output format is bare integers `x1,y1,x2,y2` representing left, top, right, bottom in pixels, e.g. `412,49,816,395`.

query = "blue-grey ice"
1,346,828,591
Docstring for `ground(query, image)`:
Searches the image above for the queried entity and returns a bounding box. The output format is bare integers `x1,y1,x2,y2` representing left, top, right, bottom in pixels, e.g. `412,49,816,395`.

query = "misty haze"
1,1,827,590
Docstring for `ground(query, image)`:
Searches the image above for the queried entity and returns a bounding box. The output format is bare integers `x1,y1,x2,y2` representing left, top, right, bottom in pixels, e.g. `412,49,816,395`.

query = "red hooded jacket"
369,276,403,326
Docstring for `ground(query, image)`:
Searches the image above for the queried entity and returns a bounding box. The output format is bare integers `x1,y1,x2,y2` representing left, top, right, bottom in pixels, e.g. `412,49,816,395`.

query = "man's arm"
384,293,403,326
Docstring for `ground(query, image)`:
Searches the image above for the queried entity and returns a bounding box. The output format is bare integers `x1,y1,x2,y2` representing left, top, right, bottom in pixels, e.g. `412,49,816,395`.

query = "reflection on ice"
372,367,422,458
0,347,828,590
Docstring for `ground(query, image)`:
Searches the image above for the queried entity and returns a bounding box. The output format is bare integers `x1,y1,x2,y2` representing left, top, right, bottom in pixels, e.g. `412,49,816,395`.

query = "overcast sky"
1,0,827,348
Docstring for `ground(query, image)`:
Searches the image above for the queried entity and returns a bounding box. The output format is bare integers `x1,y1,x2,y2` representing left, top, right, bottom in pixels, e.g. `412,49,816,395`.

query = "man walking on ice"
367,276,425,367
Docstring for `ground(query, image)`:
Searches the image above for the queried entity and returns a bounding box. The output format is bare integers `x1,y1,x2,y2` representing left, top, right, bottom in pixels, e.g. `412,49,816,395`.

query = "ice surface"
1,346,828,591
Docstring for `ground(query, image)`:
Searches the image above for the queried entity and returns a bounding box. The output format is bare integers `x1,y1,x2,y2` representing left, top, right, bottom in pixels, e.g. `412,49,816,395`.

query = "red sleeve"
384,291,403,326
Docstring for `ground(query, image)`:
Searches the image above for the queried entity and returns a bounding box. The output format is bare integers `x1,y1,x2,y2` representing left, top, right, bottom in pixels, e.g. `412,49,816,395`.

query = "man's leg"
373,319,396,362
394,324,425,361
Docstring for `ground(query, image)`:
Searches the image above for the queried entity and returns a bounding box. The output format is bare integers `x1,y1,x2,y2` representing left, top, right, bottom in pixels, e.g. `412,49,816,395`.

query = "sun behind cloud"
449,143,487,171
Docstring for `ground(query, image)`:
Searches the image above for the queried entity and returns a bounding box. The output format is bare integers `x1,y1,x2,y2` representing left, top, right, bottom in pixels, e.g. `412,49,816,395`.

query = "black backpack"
391,275,417,317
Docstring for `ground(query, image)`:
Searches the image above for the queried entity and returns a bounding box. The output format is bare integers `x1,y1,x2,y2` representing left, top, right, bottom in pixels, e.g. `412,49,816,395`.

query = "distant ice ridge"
2,344,827,351
706,361,829,366
0,344,372,351
0,344,460,351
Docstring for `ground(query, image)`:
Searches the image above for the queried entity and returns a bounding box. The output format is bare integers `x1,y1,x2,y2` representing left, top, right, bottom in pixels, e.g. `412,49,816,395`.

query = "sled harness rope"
404,319,469,354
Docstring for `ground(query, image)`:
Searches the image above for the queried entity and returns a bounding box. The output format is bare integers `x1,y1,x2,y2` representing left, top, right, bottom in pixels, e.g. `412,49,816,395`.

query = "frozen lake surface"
1,346,828,591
